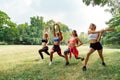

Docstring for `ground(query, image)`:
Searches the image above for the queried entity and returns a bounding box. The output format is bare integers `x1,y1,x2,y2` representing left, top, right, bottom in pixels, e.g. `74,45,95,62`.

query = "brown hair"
89,23,96,30
72,30,78,37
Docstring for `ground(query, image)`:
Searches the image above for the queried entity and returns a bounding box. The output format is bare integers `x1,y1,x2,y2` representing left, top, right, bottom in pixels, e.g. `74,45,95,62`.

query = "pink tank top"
69,37,76,43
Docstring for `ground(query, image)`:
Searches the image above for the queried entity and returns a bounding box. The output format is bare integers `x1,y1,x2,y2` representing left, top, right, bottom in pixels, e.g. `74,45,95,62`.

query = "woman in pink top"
64,30,84,65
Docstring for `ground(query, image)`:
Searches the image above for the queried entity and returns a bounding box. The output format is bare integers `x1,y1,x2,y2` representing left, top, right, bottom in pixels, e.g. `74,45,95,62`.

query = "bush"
0,41,8,45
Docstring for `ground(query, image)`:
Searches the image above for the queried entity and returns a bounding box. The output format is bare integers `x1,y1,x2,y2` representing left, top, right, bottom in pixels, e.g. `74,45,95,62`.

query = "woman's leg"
39,46,50,59
45,51,50,55
57,47,65,58
82,48,95,71
44,46,50,55
72,47,84,61
50,50,54,62
97,49,106,66
38,49,44,59
49,50,54,65
58,53,65,58
64,48,70,65
75,56,84,61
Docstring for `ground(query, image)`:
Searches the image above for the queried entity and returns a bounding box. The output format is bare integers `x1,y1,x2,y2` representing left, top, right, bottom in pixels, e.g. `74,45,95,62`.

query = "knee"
59,54,62,56
38,50,41,53
50,51,54,55
64,50,68,55
75,56,78,59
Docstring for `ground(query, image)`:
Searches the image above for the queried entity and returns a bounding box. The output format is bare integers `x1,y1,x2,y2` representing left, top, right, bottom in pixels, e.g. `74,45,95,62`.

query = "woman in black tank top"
38,27,50,60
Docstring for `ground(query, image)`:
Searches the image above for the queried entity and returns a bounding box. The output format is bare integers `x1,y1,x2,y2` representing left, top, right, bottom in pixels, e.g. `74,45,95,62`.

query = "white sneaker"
42,59,44,61
49,62,52,66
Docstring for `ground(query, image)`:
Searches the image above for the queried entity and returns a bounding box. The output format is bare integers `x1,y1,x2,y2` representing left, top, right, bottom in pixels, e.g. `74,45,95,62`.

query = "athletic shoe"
82,66,87,71
102,62,106,66
49,62,52,66
81,58,84,61
65,62,69,66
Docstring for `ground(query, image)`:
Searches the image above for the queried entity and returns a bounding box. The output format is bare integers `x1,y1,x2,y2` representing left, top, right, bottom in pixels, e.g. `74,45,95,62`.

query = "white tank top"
88,34,98,40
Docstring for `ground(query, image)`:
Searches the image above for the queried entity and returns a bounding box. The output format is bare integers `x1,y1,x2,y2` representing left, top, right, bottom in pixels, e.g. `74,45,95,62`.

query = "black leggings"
38,46,50,59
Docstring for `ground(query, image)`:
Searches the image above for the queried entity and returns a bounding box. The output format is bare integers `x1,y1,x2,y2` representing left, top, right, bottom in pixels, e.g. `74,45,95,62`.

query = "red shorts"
69,47,79,58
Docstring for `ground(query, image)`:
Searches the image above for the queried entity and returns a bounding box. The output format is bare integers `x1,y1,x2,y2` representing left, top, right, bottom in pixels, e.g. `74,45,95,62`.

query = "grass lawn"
0,45,120,80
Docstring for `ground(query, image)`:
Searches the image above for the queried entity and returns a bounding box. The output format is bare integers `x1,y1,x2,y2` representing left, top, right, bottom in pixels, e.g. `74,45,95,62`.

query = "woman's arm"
56,23,63,41
46,39,49,45
53,24,56,37
97,32,102,42
96,27,114,42
56,23,62,35
88,29,104,34
76,38,83,47
104,27,115,32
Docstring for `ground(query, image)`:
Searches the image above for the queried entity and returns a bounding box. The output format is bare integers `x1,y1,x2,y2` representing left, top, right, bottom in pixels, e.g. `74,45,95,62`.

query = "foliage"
79,32,88,44
0,10,71,45
82,0,108,6
103,14,120,46
83,0,120,46
0,10,10,27
0,10,17,44
82,0,120,16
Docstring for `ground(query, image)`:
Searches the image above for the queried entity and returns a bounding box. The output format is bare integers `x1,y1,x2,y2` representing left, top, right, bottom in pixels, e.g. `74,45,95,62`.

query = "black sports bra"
42,39,48,43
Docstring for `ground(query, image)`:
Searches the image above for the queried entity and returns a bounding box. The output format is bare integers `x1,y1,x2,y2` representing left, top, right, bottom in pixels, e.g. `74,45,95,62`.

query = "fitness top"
88,34,98,40
42,39,48,43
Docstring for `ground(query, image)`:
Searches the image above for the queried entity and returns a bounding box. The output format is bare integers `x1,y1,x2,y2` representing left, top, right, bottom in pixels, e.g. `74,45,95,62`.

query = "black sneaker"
82,66,87,71
65,62,69,66
81,58,84,61
102,62,106,66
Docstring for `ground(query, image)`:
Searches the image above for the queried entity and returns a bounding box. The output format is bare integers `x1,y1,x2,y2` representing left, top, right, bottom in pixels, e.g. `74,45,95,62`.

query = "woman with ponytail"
64,30,84,65
49,23,65,65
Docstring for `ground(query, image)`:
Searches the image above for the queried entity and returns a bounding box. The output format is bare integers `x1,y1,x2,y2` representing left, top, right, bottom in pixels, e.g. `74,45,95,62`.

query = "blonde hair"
89,23,96,30
44,33,49,38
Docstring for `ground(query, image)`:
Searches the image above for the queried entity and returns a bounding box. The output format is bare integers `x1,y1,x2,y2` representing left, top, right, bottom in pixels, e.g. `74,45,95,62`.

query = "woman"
38,27,50,60
49,23,65,65
64,30,84,65
82,23,114,71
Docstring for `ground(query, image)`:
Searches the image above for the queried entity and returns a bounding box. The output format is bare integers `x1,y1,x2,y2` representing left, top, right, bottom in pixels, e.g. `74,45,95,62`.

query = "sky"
0,0,112,33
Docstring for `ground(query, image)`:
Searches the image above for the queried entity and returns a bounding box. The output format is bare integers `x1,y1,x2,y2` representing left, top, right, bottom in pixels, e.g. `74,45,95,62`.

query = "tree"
15,23,29,44
0,10,72,45
0,10,17,44
83,0,120,46
82,0,120,15
0,10,10,42
27,16,45,45
0,10,10,27
79,32,88,44
104,14,120,45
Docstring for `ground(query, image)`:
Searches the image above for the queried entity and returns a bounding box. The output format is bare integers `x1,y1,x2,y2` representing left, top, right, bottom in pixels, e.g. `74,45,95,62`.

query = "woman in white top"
82,23,114,71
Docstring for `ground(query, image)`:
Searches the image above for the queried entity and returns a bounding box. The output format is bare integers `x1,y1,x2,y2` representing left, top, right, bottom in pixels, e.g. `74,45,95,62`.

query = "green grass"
0,45,120,80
